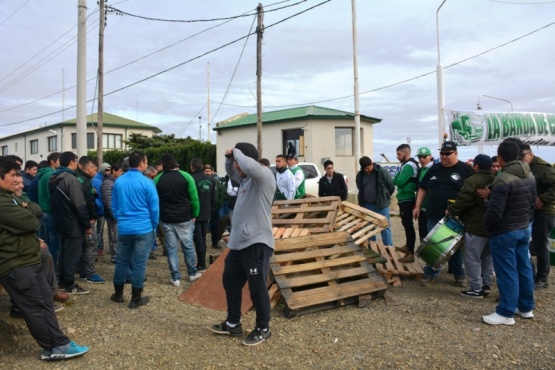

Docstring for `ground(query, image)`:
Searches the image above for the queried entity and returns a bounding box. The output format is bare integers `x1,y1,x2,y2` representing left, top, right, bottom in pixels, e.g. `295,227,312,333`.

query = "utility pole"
351,0,361,164
207,61,211,143
256,3,264,157
199,116,202,141
76,0,87,157
97,0,106,164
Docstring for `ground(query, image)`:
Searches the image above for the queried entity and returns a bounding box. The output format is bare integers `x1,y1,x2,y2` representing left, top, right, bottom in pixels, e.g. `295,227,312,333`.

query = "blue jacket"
112,169,159,235
92,172,105,216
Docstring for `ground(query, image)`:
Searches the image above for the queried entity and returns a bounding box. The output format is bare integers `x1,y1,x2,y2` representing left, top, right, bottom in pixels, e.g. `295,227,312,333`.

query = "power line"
0,0,30,27
488,0,555,4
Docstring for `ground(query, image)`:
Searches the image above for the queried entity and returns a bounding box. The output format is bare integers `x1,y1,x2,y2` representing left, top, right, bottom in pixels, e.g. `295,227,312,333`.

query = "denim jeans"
160,221,197,281
113,231,154,289
530,212,554,282
42,213,60,270
423,217,465,279
96,216,105,250
363,202,393,246
490,228,535,318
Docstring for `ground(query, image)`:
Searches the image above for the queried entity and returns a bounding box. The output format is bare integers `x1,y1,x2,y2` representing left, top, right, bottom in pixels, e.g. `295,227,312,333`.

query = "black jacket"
49,167,90,238
483,160,536,237
191,170,215,221
318,172,348,200
76,169,97,220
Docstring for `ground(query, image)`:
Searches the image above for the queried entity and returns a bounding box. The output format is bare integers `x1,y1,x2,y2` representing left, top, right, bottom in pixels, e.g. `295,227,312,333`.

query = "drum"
415,216,464,269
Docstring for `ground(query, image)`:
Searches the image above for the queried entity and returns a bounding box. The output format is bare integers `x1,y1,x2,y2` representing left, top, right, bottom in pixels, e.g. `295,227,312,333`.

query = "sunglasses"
440,151,455,157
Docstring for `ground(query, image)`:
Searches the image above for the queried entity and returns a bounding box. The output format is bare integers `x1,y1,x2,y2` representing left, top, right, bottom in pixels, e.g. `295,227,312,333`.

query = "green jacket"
38,166,54,212
356,164,395,209
447,170,495,237
393,159,418,202
529,156,555,215
0,187,42,278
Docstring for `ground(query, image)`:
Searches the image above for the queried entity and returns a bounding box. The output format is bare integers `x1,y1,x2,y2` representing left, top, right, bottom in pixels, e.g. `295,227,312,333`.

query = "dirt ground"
1,216,555,369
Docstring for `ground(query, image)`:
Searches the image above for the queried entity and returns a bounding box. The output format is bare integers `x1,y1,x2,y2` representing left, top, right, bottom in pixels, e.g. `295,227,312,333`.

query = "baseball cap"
417,147,432,156
440,141,457,152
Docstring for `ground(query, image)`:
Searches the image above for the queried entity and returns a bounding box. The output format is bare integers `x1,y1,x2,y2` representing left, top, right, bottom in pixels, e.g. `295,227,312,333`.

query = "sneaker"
534,280,549,289
171,280,181,287
482,312,515,326
460,289,485,298
65,284,89,295
420,276,436,286
482,285,491,295
41,341,89,361
455,277,467,287
242,327,272,347
9,306,22,319
188,272,202,282
197,266,207,273
395,245,409,253
515,308,534,319
398,253,415,263
211,321,243,337
53,289,70,303
53,302,64,313
86,274,106,284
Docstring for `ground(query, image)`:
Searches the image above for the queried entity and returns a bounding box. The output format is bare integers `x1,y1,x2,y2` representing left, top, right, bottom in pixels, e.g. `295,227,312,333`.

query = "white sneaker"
171,280,181,287
515,308,534,319
482,312,515,326
189,272,202,282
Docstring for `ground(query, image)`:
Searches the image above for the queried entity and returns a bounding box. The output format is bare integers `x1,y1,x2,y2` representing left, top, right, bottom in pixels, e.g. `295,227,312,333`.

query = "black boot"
128,287,150,309
110,284,125,303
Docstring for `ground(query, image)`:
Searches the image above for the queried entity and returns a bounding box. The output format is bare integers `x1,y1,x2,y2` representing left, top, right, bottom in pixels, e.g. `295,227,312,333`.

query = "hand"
476,187,490,200
21,201,28,208
225,149,234,158
535,197,545,210
39,238,47,250
413,208,420,220
85,228,93,235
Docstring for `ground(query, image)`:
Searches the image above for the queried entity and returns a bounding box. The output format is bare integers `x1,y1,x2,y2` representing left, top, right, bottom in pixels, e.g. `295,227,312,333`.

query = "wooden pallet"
370,242,424,286
272,196,341,234
271,231,388,318
334,202,388,245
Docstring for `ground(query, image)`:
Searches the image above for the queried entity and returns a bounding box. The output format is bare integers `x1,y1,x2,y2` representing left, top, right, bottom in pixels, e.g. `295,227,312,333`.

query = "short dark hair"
160,153,178,172
47,152,61,166
204,164,213,171
396,144,411,152
502,137,526,160
190,157,203,171
276,154,286,160
78,156,95,168
111,162,122,172
6,155,23,165
128,151,146,168
491,156,498,163
323,160,334,168
37,160,49,169
0,158,20,179
24,160,38,170
359,156,372,169
498,141,520,163
259,158,270,166
59,151,78,167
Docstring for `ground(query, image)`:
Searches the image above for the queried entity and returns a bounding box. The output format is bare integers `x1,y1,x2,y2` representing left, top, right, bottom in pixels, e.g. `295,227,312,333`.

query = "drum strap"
430,235,456,246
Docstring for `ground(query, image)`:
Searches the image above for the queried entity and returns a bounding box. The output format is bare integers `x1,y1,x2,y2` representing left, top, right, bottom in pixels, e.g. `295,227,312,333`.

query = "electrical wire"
488,0,555,4
181,103,207,137
0,0,30,27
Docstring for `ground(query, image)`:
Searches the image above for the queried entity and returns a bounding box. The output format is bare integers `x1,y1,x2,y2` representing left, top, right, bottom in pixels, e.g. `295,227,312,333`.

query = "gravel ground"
1,216,555,369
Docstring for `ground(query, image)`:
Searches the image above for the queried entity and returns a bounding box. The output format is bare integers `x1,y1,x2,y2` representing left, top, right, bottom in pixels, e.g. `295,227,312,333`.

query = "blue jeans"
113,231,154,289
490,228,535,318
42,213,60,270
423,217,465,279
363,202,393,246
161,221,197,280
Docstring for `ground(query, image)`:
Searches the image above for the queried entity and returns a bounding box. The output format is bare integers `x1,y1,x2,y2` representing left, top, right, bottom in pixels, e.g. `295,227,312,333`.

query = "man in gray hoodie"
211,142,276,347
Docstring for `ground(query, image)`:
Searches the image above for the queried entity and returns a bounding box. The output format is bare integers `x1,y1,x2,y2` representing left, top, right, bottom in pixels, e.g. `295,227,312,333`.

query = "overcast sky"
1,0,554,162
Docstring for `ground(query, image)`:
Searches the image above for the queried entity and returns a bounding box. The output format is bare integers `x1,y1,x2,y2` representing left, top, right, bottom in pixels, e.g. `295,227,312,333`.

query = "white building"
0,112,161,163
214,105,382,192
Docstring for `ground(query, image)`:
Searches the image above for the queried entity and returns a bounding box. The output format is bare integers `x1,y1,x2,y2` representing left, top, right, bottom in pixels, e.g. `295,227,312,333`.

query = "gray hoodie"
225,148,276,250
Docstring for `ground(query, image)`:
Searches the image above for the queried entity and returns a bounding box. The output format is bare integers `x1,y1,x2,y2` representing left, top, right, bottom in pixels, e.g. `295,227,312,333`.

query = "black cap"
473,154,492,168
440,141,457,152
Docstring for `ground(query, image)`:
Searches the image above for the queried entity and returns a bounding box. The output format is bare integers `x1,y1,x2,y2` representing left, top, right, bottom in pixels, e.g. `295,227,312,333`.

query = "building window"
30,139,38,154
72,133,95,149
48,136,57,152
335,127,353,156
282,129,304,157
103,133,123,149
1,145,7,156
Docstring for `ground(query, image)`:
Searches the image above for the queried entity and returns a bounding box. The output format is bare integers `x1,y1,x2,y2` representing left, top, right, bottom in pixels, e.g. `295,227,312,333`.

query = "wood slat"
271,244,361,263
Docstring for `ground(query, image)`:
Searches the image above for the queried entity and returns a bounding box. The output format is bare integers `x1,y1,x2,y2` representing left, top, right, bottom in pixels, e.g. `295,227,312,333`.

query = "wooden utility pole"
97,0,105,164
76,0,87,157
207,61,211,143
256,3,264,157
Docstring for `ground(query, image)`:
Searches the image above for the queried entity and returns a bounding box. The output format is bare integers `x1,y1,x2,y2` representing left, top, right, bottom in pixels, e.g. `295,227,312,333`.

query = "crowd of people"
1,136,553,360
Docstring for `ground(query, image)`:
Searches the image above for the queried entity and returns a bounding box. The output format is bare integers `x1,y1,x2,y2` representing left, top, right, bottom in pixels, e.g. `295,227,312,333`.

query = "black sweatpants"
399,200,416,253
0,264,69,350
223,243,273,329
193,220,207,269
58,236,83,287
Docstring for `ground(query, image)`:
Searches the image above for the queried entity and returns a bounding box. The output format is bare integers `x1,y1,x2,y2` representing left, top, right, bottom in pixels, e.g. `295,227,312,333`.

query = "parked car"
269,162,348,197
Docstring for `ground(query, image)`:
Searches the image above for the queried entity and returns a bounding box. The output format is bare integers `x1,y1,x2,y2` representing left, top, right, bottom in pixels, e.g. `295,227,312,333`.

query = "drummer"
446,154,496,298
413,141,472,287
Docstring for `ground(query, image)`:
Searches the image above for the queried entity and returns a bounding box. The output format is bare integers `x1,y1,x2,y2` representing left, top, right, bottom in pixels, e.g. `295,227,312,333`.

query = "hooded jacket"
483,160,536,237
356,163,395,209
0,187,42,278
37,166,54,212
528,155,555,215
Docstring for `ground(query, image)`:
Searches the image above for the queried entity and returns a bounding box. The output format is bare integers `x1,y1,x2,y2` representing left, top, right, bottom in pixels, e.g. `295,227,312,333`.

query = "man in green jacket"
522,145,555,289
37,152,61,268
447,154,496,298
0,158,89,361
393,144,419,262
356,156,395,246
416,147,434,242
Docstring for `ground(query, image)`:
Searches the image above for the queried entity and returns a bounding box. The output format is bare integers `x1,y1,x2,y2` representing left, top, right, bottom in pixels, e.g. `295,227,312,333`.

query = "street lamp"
436,0,447,146
482,95,513,111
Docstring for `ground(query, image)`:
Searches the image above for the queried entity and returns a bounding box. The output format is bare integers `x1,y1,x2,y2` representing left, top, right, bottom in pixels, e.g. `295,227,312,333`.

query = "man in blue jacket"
110,151,159,309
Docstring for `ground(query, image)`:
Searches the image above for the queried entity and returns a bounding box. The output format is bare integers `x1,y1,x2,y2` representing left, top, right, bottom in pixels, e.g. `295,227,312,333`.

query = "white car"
269,162,347,197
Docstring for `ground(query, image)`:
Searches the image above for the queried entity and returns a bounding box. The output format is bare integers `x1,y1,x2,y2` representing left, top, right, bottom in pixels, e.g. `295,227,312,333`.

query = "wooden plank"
277,266,372,289
274,232,352,252
271,244,361,264
272,255,367,275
